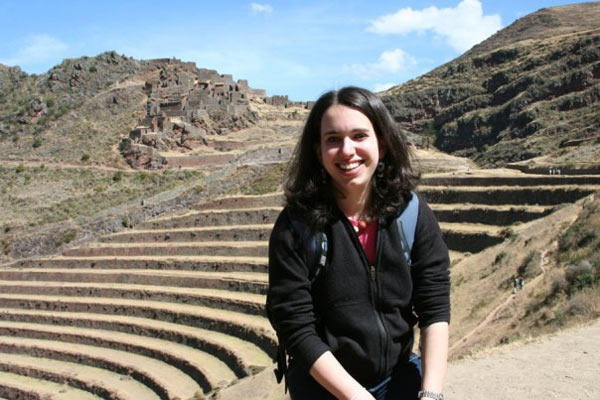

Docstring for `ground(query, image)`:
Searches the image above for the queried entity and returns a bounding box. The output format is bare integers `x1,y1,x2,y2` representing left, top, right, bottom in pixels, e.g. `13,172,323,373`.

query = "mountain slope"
381,2,600,168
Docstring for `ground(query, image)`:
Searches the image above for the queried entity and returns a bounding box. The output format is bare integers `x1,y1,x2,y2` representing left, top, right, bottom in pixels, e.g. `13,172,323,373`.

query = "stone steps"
63,241,269,258
430,203,555,225
421,175,600,186
0,280,265,315
0,320,236,393
0,370,103,400
0,336,200,399
130,203,556,231
100,224,272,243
194,193,284,210
94,224,502,254
438,222,505,253
0,268,268,294
0,350,160,400
11,255,269,273
419,185,600,205
140,207,282,229
0,294,276,358
0,308,272,378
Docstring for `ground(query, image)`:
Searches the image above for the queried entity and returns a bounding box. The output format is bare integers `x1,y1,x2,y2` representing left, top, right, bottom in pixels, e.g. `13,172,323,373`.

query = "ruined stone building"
120,59,265,168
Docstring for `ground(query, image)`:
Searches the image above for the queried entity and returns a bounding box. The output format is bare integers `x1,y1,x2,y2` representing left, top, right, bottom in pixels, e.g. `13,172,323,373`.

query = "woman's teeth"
338,162,361,170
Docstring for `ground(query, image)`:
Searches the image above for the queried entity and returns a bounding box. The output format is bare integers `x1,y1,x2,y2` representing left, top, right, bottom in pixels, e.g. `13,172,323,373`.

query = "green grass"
238,163,287,195
0,165,203,230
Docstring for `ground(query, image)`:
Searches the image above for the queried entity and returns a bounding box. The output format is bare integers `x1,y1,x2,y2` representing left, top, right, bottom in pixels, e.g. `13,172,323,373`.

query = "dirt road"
445,320,599,400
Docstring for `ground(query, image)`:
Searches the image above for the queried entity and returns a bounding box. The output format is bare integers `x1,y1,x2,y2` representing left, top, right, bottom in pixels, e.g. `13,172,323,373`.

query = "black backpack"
268,191,420,386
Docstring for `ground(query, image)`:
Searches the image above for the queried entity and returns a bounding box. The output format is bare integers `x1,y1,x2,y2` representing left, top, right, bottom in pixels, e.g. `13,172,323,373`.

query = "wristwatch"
417,390,444,400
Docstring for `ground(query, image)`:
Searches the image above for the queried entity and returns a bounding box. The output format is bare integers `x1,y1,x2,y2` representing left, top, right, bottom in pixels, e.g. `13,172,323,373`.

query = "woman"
267,87,450,400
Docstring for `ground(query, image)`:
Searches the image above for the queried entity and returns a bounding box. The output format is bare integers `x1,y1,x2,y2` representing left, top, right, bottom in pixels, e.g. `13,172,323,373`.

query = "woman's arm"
310,351,374,400
410,198,451,399
419,321,449,396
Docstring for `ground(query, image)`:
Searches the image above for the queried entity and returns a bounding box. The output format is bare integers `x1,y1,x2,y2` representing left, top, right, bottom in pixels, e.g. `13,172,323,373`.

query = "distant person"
267,87,450,400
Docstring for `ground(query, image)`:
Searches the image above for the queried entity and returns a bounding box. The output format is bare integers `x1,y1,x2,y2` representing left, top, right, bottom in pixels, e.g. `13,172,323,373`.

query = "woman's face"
317,104,384,197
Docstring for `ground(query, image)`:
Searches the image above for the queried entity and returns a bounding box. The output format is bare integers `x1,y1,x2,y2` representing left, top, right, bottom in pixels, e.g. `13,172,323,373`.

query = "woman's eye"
326,136,341,143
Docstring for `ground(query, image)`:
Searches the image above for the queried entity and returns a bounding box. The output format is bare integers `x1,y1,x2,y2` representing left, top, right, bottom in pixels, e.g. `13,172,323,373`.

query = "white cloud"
250,3,273,14
373,82,396,92
343,48,416,79
367,0,502,53
1,34,68,67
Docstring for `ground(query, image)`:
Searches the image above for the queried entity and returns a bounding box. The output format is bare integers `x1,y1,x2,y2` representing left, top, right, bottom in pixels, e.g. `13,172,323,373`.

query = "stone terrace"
0,171,599,398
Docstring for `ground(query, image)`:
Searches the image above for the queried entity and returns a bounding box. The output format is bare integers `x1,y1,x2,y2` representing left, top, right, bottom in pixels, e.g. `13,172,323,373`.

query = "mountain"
380,2,600,168
0,52,278,168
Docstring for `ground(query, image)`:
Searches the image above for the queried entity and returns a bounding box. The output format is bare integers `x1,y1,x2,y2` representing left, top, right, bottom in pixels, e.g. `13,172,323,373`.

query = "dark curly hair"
284,86,419,229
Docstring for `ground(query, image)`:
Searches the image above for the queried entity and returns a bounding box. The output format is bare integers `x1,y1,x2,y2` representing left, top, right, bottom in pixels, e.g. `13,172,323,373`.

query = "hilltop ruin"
119,58,305,169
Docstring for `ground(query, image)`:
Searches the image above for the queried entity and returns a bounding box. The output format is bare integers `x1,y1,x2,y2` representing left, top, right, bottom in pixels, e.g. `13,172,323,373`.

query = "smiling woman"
267,87,451,400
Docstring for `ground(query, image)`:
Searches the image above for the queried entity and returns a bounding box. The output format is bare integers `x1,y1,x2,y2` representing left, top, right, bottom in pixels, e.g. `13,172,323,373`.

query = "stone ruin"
120,58,266,169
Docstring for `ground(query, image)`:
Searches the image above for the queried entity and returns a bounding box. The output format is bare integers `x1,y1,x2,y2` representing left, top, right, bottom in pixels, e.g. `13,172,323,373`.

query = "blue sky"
0,0,594,100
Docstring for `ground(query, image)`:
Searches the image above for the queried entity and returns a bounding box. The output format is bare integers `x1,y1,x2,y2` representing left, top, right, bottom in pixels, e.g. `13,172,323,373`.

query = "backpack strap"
288,214,328,285
394,191,419,267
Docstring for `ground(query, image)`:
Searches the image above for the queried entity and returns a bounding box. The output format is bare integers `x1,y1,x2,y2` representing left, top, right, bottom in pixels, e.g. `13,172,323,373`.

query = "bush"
493,251,508,265
46,98,55,108
565,261,596,292
15,164,25,173
112,171,123,182
81,153,90,162
32,137,42,148
518,250,542,278
89,65,97,73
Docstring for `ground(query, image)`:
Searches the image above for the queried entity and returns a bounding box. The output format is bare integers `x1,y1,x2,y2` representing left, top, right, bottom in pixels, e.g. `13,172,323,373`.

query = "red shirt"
347,218,378,265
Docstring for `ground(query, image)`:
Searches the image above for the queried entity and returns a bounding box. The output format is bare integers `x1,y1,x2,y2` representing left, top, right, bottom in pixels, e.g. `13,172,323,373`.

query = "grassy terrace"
0,165,203,231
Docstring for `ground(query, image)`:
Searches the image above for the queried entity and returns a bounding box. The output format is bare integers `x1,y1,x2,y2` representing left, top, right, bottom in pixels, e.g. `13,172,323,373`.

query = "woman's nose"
339,137,355,156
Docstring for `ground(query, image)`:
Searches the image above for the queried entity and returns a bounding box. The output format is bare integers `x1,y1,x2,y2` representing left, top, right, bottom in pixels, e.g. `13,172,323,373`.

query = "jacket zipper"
372,226,389,379
344,218,389,379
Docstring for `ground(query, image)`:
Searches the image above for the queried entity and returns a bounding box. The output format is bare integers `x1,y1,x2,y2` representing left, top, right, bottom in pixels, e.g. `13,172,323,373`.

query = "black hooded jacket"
267,194,450,387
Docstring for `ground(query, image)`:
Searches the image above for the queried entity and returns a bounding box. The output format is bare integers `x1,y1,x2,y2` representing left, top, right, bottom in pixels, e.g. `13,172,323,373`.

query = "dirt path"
445,319,600,400
0,160,129,172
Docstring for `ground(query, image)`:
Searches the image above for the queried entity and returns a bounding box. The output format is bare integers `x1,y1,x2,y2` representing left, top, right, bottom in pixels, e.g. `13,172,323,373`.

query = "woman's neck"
335,185,372,220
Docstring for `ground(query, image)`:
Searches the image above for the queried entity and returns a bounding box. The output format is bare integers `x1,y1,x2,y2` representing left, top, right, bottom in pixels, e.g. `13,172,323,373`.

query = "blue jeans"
286,354,422,400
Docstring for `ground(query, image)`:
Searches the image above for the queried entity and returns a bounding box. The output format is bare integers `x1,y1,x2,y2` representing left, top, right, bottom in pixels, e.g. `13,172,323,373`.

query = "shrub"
46,98,55,108
81,153,90,162
493,251,508,265
518,250,542,278
15,164,25,173
32,137,42,148
88,65,97,73
565,261,595,293
55,230,76,247
112,171,123,182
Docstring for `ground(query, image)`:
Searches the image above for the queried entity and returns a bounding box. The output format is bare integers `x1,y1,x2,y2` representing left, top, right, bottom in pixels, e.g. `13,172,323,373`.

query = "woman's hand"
310,351,375,400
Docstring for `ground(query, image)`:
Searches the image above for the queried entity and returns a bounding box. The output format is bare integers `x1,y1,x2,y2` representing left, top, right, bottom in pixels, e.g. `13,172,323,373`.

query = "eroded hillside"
381,2,600,168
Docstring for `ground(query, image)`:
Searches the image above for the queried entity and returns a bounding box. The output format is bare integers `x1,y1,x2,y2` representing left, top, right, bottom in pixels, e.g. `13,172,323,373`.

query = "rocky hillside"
0,52,292,168
381,2,600,168
0,52,145,167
